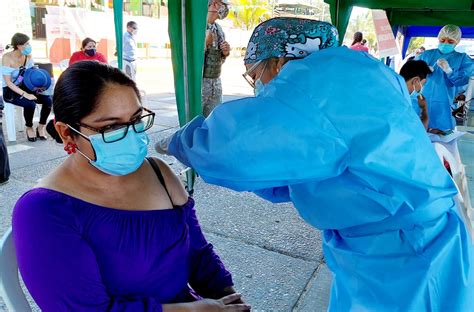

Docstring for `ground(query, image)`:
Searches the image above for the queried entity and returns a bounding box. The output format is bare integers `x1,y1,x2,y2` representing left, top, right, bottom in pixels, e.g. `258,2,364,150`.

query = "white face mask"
410,79,423,98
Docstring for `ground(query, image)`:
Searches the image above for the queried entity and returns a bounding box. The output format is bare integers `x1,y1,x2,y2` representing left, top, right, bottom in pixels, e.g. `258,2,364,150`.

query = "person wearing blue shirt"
157,18,474,311
123,21,138,80
416,24,474,131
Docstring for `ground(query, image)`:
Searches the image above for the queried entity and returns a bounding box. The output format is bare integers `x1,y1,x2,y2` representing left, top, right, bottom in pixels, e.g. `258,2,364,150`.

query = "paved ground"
1,57,473,311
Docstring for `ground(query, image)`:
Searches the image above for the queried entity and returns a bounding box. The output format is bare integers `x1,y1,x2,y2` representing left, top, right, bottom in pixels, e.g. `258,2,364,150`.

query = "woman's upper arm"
2,56,13,83
2,74,12,84
152,157,189,205
12,193,112,310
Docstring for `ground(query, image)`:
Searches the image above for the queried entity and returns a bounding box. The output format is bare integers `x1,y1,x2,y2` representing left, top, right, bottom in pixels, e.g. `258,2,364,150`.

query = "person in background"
416,24,474,131
349,31,369,52
123,21,138,81
1,33,52,142
13,61,250,311
202,0,230,117
416,46,425,56
0,42,10,185
156,17,474,311
399,60,432,130
69,37,107,65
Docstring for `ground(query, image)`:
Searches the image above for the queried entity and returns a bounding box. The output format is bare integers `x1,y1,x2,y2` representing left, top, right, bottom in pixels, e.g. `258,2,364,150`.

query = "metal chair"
58,59,69,72
433,142,474,242
2,100,19,142
0,227,32,311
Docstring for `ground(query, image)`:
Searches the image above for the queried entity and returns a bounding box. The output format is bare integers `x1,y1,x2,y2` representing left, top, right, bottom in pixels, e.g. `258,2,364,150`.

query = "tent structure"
323,0,474,43
399,26,474,58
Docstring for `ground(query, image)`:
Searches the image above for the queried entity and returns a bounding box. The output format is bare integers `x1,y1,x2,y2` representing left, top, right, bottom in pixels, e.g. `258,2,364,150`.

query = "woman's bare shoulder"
148,157,189,206
1,52,14,66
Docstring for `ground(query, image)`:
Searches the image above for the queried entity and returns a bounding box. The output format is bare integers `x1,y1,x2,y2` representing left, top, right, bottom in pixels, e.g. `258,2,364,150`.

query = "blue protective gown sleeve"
445,53,474,87
169,97,349,192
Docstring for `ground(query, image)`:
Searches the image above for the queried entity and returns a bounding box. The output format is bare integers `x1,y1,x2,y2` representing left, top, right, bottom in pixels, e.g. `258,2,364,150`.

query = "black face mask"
85,48,96,57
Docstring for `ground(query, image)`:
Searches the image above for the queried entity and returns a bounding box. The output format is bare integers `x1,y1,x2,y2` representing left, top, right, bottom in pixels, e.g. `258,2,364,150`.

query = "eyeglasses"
242,60,266,88
77,108,155,143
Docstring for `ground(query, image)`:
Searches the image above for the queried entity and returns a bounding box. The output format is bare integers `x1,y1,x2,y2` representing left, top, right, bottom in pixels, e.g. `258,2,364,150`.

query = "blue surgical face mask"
438,43,455,54
85,48,96,57
410,80,423,99
254,79,265,97
253,61,268,97
21,45,32,56
70,126,149,176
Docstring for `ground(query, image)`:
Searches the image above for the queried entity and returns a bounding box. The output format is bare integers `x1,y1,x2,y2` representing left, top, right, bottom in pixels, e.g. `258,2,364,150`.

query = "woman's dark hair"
351,31,363,46
46,61,141,143
6,33,30,50
399,60,433,82
81,37,96,49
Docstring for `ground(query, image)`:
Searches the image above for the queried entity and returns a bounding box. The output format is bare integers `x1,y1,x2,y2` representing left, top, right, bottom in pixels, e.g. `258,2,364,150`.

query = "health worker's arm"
446,54,474,87
168,96,349,192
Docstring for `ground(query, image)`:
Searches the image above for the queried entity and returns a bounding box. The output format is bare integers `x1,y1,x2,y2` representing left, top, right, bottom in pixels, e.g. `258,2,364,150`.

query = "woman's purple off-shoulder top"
12,187,233,311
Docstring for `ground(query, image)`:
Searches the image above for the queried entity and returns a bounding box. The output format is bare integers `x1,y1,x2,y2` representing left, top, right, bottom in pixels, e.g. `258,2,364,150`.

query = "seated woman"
69,37,108,65
13,61,250,312
1,33,52,141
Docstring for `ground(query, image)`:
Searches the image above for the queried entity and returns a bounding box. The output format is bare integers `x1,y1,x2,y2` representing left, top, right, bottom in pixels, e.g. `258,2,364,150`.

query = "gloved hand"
154,135,174,155
437,58,453,74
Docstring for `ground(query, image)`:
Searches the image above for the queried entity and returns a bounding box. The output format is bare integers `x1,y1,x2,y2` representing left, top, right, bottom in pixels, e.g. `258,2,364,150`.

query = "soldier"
202,0,230,117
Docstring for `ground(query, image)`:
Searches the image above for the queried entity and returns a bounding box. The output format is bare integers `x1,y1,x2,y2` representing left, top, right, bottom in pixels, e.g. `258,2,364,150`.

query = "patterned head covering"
244,17,339,64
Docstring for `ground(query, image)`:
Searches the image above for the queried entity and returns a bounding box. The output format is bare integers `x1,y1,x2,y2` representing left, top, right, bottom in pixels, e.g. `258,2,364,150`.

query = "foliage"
407,37,426,53
228,0,272,31
344,9,377,52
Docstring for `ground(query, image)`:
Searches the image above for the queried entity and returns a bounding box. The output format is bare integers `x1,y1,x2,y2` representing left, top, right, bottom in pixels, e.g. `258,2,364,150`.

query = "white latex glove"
154,135,174,155
437,58,453,74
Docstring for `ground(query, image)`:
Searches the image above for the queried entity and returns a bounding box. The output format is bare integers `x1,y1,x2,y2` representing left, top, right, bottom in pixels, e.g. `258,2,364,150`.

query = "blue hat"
23,68,52,92
244,17,339,64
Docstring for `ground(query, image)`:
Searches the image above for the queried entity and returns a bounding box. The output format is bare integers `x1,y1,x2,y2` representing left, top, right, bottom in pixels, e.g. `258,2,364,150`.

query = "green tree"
228,0,272,31
344,10,377,50
407,37,426,54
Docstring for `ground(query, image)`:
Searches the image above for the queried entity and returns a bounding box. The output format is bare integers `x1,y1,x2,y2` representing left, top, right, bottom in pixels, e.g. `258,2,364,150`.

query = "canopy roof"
324,0,474,41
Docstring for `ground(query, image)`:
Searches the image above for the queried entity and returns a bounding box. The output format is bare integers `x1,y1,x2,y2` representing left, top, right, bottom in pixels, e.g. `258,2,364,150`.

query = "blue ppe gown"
168,46,474,311
417,49,474,130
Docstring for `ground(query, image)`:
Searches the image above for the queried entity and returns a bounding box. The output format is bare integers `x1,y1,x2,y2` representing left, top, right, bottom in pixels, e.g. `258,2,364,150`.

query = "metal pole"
181,0,190,122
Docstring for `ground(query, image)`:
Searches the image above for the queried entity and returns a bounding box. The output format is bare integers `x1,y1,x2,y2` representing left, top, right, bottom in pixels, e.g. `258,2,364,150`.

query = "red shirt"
69,51,108,65
350,43,369,52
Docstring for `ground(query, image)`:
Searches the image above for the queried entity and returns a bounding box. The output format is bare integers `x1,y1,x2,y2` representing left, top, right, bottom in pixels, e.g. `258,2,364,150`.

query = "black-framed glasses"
77,108,155,143
242,60,266,88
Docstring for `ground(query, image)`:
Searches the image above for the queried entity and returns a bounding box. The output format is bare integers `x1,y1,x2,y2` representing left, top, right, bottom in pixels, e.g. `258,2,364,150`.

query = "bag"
3,56,29,102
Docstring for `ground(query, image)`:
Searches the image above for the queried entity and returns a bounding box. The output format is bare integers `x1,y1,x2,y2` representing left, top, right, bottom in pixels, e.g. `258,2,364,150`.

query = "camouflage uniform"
202,22,226,117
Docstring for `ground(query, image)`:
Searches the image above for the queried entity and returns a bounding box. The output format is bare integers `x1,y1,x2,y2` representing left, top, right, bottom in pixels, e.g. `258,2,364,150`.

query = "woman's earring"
64,143,77,155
